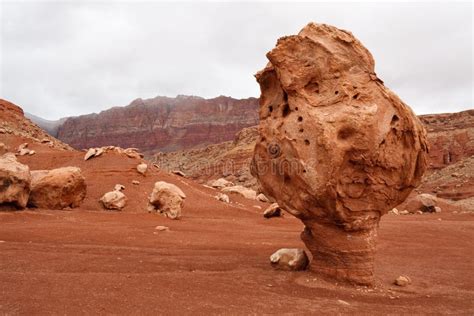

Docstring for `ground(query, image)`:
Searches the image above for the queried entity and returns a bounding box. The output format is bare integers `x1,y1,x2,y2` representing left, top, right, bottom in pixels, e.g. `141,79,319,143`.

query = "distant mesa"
27,95,259,155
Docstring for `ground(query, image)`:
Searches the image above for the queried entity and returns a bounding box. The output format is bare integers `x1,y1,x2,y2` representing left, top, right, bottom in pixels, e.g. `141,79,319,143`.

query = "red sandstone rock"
251,23,428,285
28,167,87,209
0,99,72,151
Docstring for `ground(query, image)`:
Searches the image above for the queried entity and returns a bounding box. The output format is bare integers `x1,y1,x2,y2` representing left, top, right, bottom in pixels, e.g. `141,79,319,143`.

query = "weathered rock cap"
28,167,87,209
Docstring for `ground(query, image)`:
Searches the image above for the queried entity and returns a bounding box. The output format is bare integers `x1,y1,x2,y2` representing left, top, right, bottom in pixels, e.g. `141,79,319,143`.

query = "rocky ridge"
0,99,72,151
55,95,259,154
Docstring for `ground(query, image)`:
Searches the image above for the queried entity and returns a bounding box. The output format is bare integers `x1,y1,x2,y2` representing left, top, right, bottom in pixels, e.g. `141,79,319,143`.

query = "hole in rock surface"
298,116,303,122
304,139,310,145
391,115,400,125
282,103,290,117
305,81,320,94
338,127,356,140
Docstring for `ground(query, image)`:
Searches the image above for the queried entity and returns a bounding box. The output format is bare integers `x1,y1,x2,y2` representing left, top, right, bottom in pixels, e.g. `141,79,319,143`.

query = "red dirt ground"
1,135,473,314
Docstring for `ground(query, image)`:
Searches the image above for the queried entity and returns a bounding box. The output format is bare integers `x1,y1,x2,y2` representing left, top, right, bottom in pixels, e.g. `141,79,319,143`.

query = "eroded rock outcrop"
28,167,87,209
0,153,31,208
251,23,428,285
148,181,186,219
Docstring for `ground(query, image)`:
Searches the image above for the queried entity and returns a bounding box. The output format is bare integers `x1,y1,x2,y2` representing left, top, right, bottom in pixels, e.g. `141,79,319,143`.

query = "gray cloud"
1,1,472,120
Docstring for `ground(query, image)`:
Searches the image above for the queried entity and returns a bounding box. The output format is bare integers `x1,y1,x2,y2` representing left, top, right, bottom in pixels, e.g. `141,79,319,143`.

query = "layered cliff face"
56,95,259,154
419,110,474,169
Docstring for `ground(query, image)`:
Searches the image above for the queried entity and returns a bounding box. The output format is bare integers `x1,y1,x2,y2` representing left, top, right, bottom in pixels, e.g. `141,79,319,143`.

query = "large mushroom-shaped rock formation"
28,167,87,209
251,23,428,285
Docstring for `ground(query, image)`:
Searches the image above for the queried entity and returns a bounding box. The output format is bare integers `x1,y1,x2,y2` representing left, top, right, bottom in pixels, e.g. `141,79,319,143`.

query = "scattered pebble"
155,225,170,231
394,275,411,287
337,299,350,306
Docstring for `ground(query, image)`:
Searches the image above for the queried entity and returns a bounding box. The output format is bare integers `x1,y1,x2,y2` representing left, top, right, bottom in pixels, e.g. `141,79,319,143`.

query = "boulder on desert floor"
28,167,86,209
221,185,257,200
404,193,440,213
136,163,148,175
148,181,186,219
251,22,428,285
270,248,309,271
394,275,411,287
210,178,233,189
114,184,125,192
263,203,283,218
100,190,127,211
0,153,31,208
215,192,230,203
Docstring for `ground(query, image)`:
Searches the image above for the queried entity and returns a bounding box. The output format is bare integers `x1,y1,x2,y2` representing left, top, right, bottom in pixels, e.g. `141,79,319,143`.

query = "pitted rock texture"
251,23,428,285
28,167,87,209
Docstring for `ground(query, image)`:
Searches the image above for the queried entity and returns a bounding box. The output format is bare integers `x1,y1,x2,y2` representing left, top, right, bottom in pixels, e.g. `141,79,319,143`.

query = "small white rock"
215,193,230,203
114,184,125,191
84,148,97,161
394,275,411,287
256,193,270,203
137,163,148,175
270,248,309,271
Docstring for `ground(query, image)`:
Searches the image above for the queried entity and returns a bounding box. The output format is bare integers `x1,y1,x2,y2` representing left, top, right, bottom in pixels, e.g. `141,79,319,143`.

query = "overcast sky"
1,1,472,120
